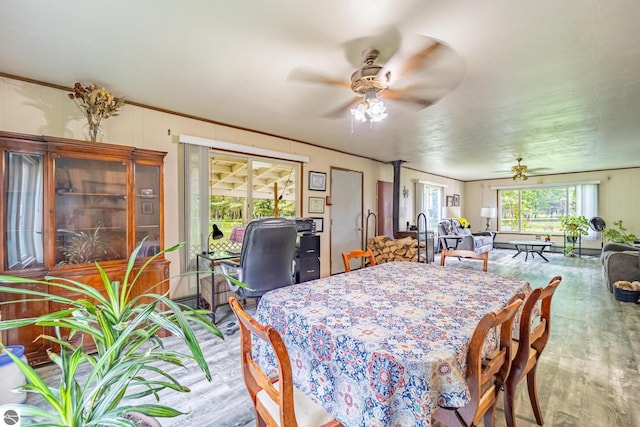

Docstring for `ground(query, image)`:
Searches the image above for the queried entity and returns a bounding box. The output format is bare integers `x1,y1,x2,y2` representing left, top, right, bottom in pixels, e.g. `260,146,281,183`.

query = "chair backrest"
503,276,562,427
229,297,297,426
439,298,523,427
438,220,451,236
236,217,297,298
341,249,376,272
513,276,562,370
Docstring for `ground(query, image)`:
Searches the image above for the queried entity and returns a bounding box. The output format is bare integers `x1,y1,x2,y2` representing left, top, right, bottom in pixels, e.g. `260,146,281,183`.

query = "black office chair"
220,217,297,334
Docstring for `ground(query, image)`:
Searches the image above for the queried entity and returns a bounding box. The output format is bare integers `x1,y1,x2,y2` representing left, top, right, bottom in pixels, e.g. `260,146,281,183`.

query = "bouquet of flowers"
68,82,125,141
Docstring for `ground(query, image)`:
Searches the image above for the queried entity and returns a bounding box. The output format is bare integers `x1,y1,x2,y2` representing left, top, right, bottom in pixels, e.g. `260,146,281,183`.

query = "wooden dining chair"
228,297,343,427
504,275,562,427
341,249,376,272
432,298,523,427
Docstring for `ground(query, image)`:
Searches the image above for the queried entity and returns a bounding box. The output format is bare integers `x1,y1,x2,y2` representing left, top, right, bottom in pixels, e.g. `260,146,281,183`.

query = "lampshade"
442,206,461,219
210,224,224,240
480,207,497,218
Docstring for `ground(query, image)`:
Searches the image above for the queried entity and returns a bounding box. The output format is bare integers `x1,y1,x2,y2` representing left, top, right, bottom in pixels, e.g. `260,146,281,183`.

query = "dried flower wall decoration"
68,82,125,141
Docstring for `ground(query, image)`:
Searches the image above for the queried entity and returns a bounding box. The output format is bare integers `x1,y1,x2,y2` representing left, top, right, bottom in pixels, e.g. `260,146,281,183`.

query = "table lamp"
442,206,461,233
480,207,497,231
209,224,224,240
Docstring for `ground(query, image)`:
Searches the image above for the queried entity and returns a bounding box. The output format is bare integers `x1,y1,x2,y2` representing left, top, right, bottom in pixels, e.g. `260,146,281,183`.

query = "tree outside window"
499,186,583,234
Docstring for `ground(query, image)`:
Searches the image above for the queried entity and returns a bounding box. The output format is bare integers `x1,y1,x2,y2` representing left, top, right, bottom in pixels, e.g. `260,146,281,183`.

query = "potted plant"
56,225,119,265
603,220,637,245
0,240,222,426
559,215,589,256
0,336,27,405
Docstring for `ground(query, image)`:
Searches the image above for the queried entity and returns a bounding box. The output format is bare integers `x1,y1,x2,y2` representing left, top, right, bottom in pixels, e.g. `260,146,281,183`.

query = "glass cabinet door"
54,156,127,265
135,164,161,257
5,152,44,270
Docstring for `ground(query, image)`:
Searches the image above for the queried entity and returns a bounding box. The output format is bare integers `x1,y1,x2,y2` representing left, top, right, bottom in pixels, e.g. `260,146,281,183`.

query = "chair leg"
504,382,517,427
481,252,488,272
526,366,544,425
255,410,267,427
482,403,497,427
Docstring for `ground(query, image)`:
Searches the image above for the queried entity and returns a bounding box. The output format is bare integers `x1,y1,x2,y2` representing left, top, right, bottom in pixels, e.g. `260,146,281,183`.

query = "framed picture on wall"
142,201,154,214
453,194,460,207
311,217,324,233
446,196,454,207
309,171,326,191
140,188,154,198
308,197,325,213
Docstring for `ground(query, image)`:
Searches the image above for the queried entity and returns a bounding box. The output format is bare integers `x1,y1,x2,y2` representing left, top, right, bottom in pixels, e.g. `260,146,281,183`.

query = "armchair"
438,219,494,271
600,243,640,292
220,217,298,300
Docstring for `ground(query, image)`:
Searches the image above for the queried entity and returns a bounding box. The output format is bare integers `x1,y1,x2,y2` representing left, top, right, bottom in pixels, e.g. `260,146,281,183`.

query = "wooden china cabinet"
0,131,168,365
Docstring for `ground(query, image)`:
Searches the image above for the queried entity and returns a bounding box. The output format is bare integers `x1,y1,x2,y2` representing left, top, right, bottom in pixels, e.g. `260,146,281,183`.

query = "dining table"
253,261,530,427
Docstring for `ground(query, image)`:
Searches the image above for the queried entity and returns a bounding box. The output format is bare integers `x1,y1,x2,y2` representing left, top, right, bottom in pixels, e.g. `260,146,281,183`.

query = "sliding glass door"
182,144,299,271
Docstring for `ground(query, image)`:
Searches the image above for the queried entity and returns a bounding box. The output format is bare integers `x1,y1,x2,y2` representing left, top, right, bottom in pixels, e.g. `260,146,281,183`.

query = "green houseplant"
559,215,589,256
0,240,222,426
603,220,637,244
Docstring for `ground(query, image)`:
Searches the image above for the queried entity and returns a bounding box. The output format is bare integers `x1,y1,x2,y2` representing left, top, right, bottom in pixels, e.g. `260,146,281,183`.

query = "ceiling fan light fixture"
351,88,387,123
511,156,529,181
512,171,528,181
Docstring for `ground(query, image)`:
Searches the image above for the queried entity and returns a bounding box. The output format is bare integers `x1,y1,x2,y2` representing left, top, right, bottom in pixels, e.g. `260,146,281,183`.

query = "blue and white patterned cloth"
253,261,529,427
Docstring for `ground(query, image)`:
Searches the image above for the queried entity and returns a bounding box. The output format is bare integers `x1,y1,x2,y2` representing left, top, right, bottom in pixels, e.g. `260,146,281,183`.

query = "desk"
254,261,529,426
509,241,553,262
196,251,239,322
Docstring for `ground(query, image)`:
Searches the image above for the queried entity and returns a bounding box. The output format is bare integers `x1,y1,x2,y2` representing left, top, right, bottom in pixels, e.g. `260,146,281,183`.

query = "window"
415,182,444,231
5,153,44,270
498,183,598,239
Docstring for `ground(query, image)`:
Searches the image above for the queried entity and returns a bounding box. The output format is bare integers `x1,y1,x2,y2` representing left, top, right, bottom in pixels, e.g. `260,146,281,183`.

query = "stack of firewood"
367,235,427,263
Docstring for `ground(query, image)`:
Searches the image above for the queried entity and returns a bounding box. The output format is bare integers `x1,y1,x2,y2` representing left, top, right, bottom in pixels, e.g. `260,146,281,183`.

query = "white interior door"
330,168,363,274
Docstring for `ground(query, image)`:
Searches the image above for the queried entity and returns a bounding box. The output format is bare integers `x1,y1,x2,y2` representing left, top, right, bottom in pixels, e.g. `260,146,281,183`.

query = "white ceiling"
2,0,640,181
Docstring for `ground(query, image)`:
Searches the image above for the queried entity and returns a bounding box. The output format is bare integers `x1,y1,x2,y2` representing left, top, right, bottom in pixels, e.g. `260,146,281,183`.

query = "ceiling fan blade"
526,167,552,173
397,40,445,79
321,96,362,118
378,38,446,86
288,68,351,88
384,88,439,108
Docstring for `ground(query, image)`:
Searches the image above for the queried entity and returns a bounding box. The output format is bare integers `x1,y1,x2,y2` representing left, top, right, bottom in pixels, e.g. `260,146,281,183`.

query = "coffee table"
509,240,553,262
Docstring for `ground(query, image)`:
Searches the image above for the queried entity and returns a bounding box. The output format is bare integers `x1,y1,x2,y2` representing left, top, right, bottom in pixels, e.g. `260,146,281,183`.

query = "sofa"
437,219,494,271
600,243,640,292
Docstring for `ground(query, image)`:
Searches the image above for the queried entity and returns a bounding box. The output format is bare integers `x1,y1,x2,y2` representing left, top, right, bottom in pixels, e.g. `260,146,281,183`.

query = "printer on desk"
294,218,320,283
294,217,316,234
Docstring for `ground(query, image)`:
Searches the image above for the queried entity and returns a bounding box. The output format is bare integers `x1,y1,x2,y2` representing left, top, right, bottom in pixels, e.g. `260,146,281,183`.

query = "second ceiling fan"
511,157,550,181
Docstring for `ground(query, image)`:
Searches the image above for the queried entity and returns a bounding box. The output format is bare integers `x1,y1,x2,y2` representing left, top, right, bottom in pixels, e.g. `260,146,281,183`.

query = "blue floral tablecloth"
253,261,529,427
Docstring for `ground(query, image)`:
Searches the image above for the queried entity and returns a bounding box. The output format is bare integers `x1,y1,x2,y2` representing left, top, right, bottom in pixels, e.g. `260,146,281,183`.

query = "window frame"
497,182,599,238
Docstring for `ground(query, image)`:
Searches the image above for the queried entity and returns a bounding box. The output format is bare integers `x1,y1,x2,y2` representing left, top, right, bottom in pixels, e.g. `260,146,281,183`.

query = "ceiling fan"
288,33,464,122
511,157,529,181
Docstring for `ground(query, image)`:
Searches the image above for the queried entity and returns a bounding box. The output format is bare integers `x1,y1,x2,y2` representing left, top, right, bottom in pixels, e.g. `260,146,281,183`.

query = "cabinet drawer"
297,234,320,256
295,256,320,283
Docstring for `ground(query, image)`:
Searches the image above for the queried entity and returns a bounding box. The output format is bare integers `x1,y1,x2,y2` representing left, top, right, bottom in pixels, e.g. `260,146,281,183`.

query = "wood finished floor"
32,249,640,427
